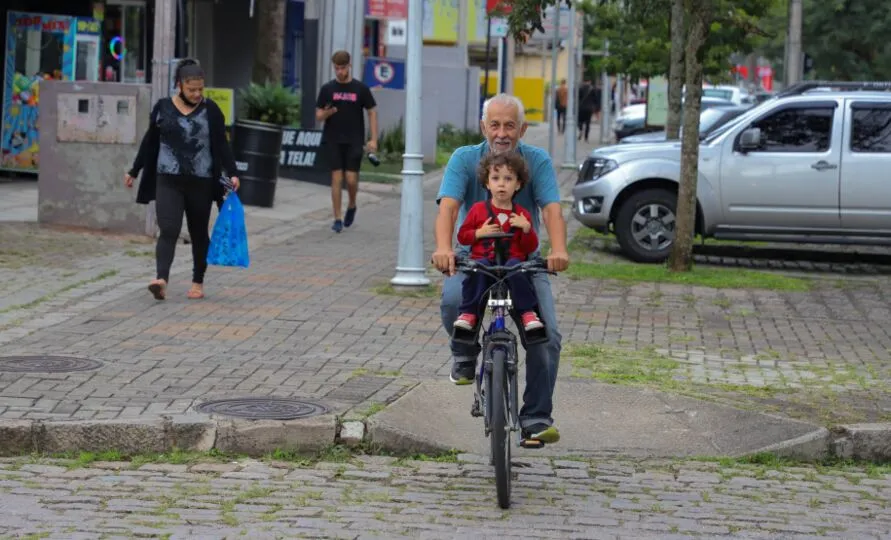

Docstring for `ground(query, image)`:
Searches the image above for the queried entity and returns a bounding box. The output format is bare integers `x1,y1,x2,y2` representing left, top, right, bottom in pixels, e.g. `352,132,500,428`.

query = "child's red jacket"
457,201,539,261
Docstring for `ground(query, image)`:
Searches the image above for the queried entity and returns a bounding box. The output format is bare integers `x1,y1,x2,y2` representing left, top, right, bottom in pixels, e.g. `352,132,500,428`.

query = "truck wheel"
614,188,678,263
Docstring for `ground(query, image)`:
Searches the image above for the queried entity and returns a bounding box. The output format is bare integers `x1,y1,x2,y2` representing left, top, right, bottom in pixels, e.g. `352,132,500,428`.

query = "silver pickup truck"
571,82,891,262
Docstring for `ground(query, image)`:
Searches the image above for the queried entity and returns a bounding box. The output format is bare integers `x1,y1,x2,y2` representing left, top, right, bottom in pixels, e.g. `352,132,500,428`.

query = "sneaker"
521,311,544,331
332,219,343,233
453,313,477,331
449,356,476,385
344,206,357,227
522,422,560,444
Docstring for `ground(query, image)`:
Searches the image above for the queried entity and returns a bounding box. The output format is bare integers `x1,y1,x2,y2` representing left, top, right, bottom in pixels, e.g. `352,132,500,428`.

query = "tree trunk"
252,0,286,85
667,0,711,272
665,0,684,140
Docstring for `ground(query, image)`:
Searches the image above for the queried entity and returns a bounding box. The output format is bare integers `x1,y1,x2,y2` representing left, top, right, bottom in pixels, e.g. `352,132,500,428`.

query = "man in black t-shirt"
315,50,378,233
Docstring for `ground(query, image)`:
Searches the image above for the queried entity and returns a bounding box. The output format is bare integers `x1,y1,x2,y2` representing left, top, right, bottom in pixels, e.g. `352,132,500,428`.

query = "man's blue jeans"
441,270,562,429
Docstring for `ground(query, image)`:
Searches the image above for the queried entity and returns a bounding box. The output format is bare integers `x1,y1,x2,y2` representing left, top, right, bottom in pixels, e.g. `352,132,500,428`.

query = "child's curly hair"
477,152,530,194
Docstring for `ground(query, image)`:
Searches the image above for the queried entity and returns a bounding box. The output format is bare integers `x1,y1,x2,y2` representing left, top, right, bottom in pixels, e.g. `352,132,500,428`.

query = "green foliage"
758,0,891,81
238,82,301,126
508,0,778,80
377,117,406,161
437,123,481,152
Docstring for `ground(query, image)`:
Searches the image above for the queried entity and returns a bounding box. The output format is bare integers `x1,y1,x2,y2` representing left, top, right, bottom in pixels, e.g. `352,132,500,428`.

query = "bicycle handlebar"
455,257,556,278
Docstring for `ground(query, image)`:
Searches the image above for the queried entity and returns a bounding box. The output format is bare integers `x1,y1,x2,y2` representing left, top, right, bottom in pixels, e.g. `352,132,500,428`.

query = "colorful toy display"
2,11,76,173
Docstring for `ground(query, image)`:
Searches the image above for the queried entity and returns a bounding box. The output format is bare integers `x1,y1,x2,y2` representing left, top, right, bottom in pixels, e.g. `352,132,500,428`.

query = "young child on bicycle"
454,152,544,333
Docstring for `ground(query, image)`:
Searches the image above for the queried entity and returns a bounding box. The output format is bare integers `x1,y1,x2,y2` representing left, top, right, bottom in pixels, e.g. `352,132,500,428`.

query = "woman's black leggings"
155,174,215,284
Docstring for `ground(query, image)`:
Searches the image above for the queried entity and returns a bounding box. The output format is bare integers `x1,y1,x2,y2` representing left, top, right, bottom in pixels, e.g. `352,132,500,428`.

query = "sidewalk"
0,124,888,461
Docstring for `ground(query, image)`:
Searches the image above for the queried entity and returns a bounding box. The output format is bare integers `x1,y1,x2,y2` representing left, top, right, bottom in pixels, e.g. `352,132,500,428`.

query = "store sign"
366,0,408,19
278,128,329,184
385,19,407,46
76,18,101,35
363,58,405,90
204,88,234,126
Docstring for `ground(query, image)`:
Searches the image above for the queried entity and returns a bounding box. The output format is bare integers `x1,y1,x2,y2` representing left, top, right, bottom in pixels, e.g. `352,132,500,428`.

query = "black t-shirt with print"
316,78,376,145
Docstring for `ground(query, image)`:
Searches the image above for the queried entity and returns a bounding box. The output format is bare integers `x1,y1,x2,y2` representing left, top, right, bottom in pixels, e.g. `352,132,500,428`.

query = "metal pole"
484,17,492,101
504,35,515,94
547,6,561,160
391,0,430,287
599,40,610,143
496,38,504,93
787,0,803,85
562,2,576,168
458,0,469,65
148,0,176,237
301,0,320,128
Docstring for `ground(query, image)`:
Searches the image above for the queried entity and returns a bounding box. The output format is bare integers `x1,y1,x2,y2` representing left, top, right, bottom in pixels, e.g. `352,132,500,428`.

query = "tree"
668,0,712,271
666,0,684,140
757,0,891,81
252,0,286,85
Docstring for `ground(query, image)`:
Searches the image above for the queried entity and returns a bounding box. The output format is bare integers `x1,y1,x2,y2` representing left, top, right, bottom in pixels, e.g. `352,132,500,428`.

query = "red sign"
366,0,408,19
15,15,70,32
487,0,513,14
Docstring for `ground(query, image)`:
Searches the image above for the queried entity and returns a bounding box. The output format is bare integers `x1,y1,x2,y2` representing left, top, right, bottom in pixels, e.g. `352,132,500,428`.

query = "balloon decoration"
109,36,126,60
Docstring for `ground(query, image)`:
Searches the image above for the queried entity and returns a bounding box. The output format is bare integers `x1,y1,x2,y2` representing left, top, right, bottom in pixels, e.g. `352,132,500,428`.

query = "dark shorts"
325,143,363,173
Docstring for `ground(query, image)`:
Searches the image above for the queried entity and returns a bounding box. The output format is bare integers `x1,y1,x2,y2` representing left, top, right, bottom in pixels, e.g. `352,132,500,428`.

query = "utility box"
38,81,151,235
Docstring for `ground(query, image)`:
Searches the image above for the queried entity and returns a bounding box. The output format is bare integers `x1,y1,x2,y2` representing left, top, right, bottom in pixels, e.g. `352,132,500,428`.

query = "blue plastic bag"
207,192,250,268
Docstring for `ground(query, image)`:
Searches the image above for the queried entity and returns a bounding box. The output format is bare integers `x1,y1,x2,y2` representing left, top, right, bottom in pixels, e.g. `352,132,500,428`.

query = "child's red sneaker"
521,311,544,331
453,313,477,330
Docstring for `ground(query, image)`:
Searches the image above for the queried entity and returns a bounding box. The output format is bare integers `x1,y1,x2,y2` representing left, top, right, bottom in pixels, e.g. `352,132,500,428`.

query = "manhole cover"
0,355,103,373
195,397,329,420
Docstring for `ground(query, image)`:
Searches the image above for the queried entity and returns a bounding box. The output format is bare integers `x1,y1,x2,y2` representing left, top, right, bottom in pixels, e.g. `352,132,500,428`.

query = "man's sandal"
148,279,167,300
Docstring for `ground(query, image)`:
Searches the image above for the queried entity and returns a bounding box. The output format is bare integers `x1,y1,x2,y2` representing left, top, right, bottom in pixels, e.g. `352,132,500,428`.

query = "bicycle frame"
476,274,521,440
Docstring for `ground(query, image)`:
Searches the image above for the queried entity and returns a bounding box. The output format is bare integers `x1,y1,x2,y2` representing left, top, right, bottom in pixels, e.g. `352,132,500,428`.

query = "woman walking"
125,58,240,300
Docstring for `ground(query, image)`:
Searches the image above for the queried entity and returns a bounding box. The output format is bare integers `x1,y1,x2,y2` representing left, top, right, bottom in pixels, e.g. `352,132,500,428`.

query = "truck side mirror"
738,127,762,152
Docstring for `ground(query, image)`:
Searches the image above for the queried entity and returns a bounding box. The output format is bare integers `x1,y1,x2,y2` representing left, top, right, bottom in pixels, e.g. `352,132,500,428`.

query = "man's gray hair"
482,93,526,125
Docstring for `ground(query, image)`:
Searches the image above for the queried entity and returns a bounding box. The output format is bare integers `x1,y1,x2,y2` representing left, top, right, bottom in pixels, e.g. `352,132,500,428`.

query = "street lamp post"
391,0,430,287
563,2,577,168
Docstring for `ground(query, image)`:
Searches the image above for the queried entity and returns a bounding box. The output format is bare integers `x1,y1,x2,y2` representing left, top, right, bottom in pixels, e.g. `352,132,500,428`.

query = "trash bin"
231,119,283,208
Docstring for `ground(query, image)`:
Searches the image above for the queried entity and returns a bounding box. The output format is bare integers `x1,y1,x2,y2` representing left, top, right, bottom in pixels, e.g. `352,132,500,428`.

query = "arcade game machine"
1,11,76,174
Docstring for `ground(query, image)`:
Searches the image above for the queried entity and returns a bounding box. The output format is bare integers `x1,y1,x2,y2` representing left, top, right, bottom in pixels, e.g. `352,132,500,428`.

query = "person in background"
125,58,240,301
315,50,378,233
555,79,568,134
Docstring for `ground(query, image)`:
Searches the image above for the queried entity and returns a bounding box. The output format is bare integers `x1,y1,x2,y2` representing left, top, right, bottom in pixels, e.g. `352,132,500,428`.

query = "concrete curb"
2,415,890,462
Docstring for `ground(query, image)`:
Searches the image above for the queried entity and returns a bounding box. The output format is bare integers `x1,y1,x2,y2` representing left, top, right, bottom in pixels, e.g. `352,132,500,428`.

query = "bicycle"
451,232,555,509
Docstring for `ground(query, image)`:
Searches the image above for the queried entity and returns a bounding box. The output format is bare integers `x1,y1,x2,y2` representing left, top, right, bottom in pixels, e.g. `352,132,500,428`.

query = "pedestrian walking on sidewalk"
555,79,568,134
125,58,240,301
315,50,379,233
432,93,570,445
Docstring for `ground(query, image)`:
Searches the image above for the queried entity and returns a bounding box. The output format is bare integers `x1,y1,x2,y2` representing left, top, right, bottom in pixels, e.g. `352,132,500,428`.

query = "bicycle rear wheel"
489,348,511,509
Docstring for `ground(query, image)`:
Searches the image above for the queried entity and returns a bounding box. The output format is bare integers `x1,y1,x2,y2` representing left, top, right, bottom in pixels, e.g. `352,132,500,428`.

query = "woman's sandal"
187,284,205,300
148,279,167,300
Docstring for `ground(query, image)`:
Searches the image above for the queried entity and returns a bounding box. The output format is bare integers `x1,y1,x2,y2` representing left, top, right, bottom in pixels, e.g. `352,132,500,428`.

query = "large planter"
232,119,283,208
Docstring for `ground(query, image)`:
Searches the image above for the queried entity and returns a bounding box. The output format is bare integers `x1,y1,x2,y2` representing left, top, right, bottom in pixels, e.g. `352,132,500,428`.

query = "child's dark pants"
459,258,538,314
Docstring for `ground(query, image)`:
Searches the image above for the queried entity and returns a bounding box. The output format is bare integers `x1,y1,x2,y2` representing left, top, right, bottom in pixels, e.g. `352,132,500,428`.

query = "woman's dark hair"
174,58,205,85
477,152,530,194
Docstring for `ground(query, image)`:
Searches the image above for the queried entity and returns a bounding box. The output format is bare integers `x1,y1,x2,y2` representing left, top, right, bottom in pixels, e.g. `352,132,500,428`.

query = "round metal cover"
195,397,329,420
0,355,103,373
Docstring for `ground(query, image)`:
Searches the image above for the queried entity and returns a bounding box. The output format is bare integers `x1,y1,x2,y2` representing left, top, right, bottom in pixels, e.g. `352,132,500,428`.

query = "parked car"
703,85,753,105
613,97,734,141
619,104,750,144
572,83,891,262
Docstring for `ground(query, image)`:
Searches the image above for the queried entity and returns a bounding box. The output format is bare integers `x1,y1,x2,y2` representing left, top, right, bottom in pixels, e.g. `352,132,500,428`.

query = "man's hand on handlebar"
431,247,456,276
546,249,570,273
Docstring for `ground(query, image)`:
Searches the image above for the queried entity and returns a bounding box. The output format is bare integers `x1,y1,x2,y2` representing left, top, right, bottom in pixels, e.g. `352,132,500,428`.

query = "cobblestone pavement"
0,125,889,426
0,454,888,539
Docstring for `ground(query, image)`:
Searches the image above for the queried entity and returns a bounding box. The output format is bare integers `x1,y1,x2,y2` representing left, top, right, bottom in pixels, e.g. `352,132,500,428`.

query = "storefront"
1,0,153,174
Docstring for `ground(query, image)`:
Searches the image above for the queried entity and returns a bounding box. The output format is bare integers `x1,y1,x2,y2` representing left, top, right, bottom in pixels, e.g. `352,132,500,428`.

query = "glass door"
75,34,100,81
102,1,146,83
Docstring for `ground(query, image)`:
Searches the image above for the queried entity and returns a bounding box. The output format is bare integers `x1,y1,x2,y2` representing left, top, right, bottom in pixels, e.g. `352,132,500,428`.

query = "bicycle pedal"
520,438,546,449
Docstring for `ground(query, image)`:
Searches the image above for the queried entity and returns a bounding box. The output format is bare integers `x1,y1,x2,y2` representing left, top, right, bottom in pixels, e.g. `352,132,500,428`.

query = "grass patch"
568,344,680,384
360,159,438,183
566,261,813,291
372,284,440,298
125,249,153,257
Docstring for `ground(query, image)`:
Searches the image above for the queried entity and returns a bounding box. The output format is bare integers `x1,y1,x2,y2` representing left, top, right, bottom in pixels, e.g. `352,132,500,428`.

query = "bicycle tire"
489,347,511,509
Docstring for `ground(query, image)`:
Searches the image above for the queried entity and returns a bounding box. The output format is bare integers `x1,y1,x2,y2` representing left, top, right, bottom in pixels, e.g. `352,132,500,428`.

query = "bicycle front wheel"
488,347,511,509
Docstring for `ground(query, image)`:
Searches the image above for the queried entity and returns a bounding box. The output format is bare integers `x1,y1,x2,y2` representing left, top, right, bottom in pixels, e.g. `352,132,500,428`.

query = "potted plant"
232,82,301,207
